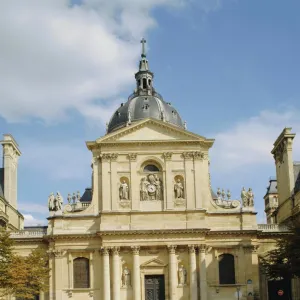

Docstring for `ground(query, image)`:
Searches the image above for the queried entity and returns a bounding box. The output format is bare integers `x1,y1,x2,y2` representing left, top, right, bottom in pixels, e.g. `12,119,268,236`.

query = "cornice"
97,228,210,236
46,234,99,241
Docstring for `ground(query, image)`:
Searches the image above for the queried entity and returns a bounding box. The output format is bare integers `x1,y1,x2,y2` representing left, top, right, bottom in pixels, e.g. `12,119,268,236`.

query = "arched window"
73,257,90,288
143,164,160,172
219,254,235,284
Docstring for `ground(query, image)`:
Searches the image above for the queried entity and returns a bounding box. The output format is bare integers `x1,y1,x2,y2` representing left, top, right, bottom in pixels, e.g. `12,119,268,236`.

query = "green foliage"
261,219,300,280
0,229,50,299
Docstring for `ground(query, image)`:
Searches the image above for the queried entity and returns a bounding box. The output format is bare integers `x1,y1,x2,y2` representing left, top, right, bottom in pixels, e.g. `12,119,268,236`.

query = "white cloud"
19,203,48,215
23,214,47,226
0,0,229,126
210,108,300,173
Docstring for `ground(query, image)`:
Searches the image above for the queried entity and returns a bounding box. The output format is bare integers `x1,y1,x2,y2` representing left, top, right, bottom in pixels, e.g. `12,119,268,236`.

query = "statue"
119,180,129,200
247,188,254,207
53,192,63,211
174,179,184,199
214,188,240,209
48,192,55,211
140,177,149,200
122,266,131,287
241,187,248,206
178,265,187,285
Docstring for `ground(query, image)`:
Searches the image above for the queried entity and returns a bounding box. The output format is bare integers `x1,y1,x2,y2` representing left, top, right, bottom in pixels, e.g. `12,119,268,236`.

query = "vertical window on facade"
73,257,90,288
219,254,235,284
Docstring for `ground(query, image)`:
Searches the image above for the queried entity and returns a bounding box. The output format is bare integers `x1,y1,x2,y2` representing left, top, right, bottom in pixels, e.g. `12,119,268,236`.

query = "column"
54,250,64,300
102,247,111,300
198,245,207,300
251,246,260,297
183,153,195,210
168,245,177,300
39,291,45,300
129,154,139,210
163,153,173,210
188,245,197,300
92,156,100,212
132,246,141,300
68,252,72,289
89,252,94,289
112,247,121,300
101,154,112,211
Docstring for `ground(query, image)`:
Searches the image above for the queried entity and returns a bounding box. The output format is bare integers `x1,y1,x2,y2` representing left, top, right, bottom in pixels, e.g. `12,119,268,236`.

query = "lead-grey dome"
107,93,184,133
107,39,185,134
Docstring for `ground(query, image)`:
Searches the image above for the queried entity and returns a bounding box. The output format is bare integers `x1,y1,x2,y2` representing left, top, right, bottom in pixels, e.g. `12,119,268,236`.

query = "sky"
0,0,299,225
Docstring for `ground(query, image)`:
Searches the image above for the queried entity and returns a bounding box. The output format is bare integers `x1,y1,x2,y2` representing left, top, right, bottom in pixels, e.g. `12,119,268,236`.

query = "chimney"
271,128,295,222
0,134,21,209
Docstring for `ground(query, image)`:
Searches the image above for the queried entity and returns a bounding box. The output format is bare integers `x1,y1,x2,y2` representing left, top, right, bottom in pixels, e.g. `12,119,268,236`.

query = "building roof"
80,188,92,202
264,178,278,198
107,39,184,134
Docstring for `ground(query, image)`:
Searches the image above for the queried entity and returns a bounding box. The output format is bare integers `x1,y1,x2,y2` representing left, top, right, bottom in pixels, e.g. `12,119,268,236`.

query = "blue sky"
0,0,299,225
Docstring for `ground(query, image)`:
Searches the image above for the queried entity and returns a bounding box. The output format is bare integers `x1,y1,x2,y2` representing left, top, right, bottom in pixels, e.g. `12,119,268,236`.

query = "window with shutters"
219,253,235,284
73,257,90,288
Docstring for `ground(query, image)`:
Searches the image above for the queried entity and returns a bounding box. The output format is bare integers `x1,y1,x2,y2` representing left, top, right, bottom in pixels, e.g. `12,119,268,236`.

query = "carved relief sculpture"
178,265,187,285
119,180,129,200
215,188,240,209
140,174,163,200
122,266,131,287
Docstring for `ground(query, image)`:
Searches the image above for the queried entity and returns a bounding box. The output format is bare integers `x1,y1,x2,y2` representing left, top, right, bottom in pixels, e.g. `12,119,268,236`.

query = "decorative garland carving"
100,153,119,161
181,151,205,160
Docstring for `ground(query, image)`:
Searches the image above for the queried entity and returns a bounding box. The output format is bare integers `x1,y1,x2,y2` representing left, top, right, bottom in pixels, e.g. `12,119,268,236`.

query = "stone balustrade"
257,223,289,232
10,230,47,238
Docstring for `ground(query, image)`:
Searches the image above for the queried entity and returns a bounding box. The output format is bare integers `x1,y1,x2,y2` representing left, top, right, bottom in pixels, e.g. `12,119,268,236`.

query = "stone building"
6,41,298,300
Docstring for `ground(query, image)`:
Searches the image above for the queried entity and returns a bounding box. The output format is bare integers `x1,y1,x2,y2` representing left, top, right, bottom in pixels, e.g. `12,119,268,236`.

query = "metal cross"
141,38,147,57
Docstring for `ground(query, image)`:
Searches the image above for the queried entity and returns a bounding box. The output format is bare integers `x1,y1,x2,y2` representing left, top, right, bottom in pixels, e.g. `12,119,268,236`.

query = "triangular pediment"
140,258,167,268
95,118,208,143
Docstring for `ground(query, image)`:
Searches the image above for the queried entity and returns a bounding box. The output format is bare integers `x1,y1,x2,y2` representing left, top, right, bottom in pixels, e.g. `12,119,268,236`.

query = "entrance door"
145,275,165,300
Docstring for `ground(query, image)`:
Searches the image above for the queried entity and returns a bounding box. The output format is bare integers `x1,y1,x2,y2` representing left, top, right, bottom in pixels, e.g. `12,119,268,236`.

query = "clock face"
147,184,156,193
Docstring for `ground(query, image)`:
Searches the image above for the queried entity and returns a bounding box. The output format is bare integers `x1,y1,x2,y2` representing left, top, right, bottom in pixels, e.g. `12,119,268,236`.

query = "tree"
261,219,300,280
0,229,50,299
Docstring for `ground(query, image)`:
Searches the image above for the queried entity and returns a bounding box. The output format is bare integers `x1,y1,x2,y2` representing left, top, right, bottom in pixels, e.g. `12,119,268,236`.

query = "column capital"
131,246,140,255
244,245,259,253
167,245,177,254
112,246,120,255
198,244,207,253
101,247,110,255
188,245,196,253
162,152,173,160
127,153,137,161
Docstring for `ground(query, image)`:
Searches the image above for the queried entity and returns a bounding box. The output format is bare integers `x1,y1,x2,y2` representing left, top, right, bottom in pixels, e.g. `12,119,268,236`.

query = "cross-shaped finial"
141,38,146,57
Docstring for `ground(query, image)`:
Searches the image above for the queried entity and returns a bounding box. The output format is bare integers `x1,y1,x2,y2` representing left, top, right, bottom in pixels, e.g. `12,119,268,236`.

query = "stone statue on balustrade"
241,187,254,207
48,192,63,213
174,179,184,199
119,180,129,200
178,265,187,285
122,266,131,287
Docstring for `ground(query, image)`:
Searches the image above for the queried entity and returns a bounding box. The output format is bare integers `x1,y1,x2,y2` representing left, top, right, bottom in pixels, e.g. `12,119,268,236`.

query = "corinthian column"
132,246,141,300
102,247,111,300
112,247,120,300
188,245,197,300
198,245,207,300
168,245,177,300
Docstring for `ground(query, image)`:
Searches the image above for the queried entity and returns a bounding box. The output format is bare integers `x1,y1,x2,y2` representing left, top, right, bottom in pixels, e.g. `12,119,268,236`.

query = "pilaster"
101,154,112,211
129,154,139,210
183,153,195,210
164,152,173,210
112,247,120,300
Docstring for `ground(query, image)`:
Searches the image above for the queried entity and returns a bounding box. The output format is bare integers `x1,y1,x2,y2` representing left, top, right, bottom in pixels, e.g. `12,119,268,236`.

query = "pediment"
96,119,207,143
140,258,167,268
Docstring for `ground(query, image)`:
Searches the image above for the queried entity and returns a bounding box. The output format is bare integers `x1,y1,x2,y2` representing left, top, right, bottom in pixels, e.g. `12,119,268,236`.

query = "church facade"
3,41,299,300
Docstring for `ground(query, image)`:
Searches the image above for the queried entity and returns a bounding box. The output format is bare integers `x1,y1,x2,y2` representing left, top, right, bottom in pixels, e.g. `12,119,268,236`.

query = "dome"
107,93,184,133
107,39,185,134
